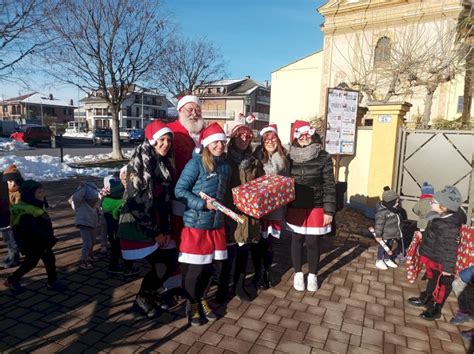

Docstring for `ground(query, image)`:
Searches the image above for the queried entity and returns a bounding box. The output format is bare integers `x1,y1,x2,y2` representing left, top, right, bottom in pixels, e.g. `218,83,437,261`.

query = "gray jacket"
70,184,99,228
374,202,402,240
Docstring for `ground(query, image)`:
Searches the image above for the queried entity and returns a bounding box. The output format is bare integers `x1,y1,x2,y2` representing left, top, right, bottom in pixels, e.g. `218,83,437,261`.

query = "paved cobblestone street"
0,177,472,353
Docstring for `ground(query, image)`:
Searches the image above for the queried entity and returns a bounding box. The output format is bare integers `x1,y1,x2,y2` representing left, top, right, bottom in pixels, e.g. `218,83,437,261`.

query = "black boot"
420,302,442,321
252,270,265,290
200,299,218,322
263,270,273,289
408,291,431,307
133,292,157,318
233,274,251,302
186,300,204,327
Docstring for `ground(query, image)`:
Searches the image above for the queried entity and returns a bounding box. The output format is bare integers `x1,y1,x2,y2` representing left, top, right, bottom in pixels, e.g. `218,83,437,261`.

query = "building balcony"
202,110,235,120
253,112,270,121
256,95,270,104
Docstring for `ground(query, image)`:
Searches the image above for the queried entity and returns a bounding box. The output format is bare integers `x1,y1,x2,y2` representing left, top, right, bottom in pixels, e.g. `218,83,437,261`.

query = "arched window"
374,37,391,68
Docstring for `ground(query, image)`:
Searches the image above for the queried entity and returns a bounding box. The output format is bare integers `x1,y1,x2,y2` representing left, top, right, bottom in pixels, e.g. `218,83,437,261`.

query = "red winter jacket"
168,120,196,178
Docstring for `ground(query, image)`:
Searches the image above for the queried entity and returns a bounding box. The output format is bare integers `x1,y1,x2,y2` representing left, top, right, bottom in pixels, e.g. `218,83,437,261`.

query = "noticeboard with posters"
324,88,359,156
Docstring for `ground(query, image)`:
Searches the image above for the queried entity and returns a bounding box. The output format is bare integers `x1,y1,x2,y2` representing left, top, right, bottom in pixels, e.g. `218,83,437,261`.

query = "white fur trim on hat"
149,127,173,145
177,95,201,111
294,125,315,139
260,126,278,137
202,133,226,148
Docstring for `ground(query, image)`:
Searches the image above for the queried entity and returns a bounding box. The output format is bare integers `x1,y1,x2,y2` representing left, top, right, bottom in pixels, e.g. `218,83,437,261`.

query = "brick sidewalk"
0,177,472,353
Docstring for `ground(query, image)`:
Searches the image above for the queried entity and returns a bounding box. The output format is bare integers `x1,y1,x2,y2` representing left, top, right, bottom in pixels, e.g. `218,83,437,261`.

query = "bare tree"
42,0,170,159
0,0,49,77
154,36,227,98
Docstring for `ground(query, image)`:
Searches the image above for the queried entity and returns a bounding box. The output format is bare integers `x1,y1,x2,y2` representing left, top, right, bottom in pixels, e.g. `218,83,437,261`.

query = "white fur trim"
178,252,213,264
260,126,278,136
149,127,173,145
121,243,158,260
213,249,228,260
295,125,313,136
202,133,226,147
286,222,331,235
177,95,201,110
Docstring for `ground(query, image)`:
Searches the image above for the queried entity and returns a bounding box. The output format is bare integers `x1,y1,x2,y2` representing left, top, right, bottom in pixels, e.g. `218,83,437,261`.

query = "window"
126,106,132,116
457,96,464,114
2,105,7,112
152,97,157,105
153,109,158,117
374,37,391,68
126,120,132,128
216,87,221,94
208,88,212,94
135,107,140,117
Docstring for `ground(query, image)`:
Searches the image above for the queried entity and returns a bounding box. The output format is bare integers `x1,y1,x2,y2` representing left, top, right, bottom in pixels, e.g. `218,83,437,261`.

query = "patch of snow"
63,130,94,139
63,150,132,164
0,138,34,152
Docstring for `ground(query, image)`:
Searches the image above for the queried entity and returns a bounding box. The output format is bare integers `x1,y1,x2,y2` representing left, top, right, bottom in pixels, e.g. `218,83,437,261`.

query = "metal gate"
395,129,474,225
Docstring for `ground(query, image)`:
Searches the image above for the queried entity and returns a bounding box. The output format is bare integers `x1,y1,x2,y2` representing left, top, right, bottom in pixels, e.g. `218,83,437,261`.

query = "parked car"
119,128,131,142
93,128,112,145
129,128,144,144
10,125,52,146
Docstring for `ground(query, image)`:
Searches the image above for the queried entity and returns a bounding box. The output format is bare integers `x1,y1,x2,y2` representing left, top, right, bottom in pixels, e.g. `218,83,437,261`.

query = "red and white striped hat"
291,120,315,141
196,123,226,152
177,95,201,111
145,120,173,145
259,124,278,137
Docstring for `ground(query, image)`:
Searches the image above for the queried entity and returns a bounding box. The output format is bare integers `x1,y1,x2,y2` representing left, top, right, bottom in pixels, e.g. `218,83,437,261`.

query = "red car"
10,125,52,146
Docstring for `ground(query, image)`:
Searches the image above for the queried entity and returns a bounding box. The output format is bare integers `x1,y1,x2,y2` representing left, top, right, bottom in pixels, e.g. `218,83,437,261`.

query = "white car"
119,128,130,142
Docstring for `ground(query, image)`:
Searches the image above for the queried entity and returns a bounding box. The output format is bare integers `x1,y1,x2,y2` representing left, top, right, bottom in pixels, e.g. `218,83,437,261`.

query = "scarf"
228,147,255,170
263,152,288,176
289,143,322,163
128,141,157,199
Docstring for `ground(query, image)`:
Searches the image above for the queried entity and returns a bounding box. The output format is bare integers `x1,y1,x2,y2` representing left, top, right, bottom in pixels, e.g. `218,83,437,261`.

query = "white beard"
179,116,205,134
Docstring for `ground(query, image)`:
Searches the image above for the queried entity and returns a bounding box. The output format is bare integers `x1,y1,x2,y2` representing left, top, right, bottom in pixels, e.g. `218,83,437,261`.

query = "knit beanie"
433,185,463,212
109,179,124,199
2,164,22,182
420,182,434,195
382,189,399,203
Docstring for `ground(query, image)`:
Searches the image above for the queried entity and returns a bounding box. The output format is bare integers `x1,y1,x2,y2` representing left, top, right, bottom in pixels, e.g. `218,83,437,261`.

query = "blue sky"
1,0,326,101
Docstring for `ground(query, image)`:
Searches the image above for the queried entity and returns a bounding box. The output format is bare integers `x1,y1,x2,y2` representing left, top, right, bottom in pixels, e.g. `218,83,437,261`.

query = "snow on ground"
62,130,94,139
0,138,34,152
63,150,132,164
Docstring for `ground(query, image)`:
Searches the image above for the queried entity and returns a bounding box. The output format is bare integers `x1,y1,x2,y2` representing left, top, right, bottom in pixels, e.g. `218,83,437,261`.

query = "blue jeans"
376,239,393,260
1,227,18,260
460,266,474,284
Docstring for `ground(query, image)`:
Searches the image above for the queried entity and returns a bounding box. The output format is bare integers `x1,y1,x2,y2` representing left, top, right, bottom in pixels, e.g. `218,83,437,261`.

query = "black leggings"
11,247,57,284
140,248,178,293
251,237,273,275
181,263,214,302
291,233,321,274
425,267,454,306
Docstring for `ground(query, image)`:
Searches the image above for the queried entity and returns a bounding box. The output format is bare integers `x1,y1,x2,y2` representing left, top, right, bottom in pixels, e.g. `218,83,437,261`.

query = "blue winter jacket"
175,152,231,230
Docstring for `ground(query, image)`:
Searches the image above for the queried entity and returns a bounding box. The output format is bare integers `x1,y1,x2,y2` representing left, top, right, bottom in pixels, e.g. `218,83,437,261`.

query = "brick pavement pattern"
0,177,472,353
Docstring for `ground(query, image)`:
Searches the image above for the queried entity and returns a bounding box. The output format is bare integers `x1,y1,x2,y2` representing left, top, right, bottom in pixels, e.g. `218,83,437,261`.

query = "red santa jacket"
168,120,196,178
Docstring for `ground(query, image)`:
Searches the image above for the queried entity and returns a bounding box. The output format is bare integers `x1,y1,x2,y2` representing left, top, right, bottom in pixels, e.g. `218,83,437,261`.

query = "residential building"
80,86,173,130
0,92,76,124
270,0,471,143
193,76,271,133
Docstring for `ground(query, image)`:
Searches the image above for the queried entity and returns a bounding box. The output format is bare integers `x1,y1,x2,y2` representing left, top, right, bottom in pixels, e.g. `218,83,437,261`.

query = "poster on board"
324,88,359,155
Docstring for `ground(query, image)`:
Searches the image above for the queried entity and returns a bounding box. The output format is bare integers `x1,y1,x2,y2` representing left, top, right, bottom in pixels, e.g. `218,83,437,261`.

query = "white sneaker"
375,260,388,270
307,273,318,292
293,272,305,291
384,259,398,268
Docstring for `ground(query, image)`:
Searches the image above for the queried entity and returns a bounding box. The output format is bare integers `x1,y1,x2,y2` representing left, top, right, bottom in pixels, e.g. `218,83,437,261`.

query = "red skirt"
179,227,227,264
286,207,331,236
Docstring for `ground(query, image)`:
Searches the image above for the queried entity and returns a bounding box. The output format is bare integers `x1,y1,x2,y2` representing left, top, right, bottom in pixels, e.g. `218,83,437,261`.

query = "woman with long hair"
175,123,231,326
286,120,336,292
251,124,289,289
218,123,263,303
117,121,178,318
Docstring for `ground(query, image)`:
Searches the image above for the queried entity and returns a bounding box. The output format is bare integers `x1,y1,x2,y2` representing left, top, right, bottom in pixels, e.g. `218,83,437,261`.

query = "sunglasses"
263,135,277,143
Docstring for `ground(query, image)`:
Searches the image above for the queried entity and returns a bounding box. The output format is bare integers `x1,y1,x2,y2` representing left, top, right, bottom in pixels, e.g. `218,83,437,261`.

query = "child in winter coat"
413,182,434,233
374,188,404,270
1,164,23,268
251,124,289,290
450,265,474,326
71,182,100,270
4,180,64,293
408,185,466,321
175,123,231,326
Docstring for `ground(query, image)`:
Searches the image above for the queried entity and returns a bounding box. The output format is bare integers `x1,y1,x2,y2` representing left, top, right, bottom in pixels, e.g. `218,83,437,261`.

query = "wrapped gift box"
456,225,474,274
232,175,295,219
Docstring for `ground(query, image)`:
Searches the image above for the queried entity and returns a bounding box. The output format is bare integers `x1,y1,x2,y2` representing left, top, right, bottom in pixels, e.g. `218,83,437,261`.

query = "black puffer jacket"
288,147,336,215
374,202,402,240
419,209,466,274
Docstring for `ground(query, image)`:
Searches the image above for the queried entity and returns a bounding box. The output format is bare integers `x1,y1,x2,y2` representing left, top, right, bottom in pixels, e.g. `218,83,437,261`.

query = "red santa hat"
259,124,278,137
230,123,253,138
145,120,173,145
291,120,315,141
196,123,227,153
177,95,201,111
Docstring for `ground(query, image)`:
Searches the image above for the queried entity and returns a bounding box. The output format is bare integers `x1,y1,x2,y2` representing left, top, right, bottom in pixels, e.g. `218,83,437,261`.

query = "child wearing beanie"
413,182,434,232
408,185,467,321
70,182,100,270
1,164,23,268
4,180,65,293
373,187,404,270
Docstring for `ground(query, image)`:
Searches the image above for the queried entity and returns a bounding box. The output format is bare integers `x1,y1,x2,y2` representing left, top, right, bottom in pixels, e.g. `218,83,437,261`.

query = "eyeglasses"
298,133,312,140
181,107,201,115
237,132,253,140
263,135,277,144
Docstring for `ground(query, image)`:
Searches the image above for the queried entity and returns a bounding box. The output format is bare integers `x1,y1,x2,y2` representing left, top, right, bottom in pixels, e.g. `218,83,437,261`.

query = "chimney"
49,93,53,100
265,80,269,87
70,99,74,106
245,75,250,79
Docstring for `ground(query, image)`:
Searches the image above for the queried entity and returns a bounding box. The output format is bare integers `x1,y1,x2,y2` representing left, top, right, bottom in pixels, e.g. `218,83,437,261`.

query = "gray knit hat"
382,189,399,202
433,185,463,211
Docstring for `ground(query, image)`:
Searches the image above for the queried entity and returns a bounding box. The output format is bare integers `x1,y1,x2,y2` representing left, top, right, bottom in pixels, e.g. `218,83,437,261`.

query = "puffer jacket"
288,148,336,215
224,150,264,244
374,202,402,240
175,152,230,230
70,184,99,228
419,209,466,274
